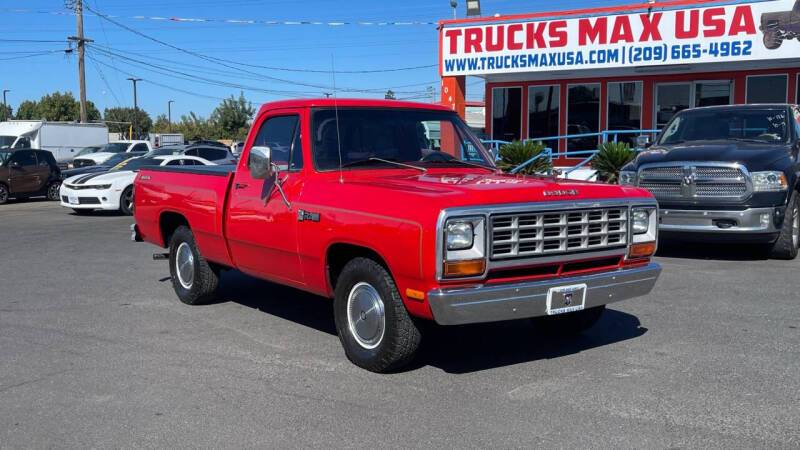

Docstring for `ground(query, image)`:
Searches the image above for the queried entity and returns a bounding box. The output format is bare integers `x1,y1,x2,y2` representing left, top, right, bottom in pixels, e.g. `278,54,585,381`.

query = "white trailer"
149,133,184,148
0,121,109,164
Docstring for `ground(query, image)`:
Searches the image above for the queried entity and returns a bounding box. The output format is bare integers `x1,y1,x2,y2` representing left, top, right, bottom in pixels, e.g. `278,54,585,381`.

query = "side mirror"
636,135,652,150
248,146,273,180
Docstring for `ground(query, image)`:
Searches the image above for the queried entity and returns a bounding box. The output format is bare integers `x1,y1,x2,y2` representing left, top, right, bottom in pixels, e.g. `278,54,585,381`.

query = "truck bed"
134,165,236,267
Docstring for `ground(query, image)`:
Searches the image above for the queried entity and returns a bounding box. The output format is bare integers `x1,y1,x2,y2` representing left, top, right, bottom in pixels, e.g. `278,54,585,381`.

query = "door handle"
234,183,249,190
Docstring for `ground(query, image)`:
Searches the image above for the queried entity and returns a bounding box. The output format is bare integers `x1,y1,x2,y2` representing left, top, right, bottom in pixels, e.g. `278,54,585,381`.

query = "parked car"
0,120,108,165
761,0,800,49
187,139,229,149
620,104,800,259
132,98,662,373
71,140,153,168
143,144,236,164
0,148,62,204
60,152,146,179
230,141,245,156
61,155,215,215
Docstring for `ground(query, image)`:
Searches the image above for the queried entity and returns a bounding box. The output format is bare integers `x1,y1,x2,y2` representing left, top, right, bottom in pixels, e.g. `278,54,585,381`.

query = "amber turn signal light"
444,259,486,278
628,242,657,259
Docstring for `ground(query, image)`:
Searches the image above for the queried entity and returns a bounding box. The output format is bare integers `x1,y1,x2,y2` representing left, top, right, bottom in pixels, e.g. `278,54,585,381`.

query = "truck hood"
308,169,653,225
632,141,794,172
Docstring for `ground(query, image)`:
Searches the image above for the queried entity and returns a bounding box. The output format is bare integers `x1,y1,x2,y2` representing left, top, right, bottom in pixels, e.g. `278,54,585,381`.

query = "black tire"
530,305,606,336
0,183,8,205
333,257,422,373
119,186,134,216
764,31,782,50
46,181,61,201
769,193,799,260
168,225,219,305
72,209,93,215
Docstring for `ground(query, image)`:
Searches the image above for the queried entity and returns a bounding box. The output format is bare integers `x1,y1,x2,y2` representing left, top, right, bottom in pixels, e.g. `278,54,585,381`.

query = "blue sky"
1,0,629,120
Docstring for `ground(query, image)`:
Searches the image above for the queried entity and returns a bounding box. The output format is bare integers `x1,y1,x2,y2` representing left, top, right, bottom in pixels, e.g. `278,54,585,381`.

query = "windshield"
110,157,161,172
0,136,17,149
75,146,102,157
98,142,131,153
0,150,10,165
659,108,790,145
311,108,494,171
145,147,182,157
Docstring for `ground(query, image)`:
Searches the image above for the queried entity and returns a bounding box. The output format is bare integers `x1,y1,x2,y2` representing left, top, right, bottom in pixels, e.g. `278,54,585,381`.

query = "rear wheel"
764,31,783,49
769,193,799,260
0,183,8,205
168,225,219,305
530,306,606,335
119,186,134,216
46,181,61,201
333,257,421,373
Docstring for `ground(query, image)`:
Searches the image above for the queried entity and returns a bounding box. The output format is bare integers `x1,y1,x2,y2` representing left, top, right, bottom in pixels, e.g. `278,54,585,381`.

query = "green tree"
14,100,39,120
104,107,153,138
174,112,221,141
0,104,11,121
496,140,553,175
592,141,636,183
152,114,171,133
211,92,254,140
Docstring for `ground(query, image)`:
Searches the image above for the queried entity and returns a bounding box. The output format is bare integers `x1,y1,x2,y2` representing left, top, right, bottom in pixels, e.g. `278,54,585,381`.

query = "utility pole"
68,0,92,123
127,77,141,138
167,100,174,132
2,90,9,121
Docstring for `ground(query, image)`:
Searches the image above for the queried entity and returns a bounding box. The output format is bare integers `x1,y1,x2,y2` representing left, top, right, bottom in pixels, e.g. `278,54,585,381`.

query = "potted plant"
592,141,635,183
496,140,553,175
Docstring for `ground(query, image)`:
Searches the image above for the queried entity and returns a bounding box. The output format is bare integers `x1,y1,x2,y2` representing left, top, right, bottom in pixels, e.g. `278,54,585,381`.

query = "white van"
0,121,109,164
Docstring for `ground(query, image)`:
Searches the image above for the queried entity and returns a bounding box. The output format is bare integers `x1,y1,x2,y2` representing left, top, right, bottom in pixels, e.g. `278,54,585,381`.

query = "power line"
0,50,68,61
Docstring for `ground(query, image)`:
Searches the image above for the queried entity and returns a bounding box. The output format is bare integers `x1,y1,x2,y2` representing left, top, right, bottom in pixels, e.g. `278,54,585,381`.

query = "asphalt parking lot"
1,200,799,448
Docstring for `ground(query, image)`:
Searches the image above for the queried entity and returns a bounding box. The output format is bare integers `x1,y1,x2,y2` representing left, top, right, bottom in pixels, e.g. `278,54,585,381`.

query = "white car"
59,155,215,216
69,140,153,169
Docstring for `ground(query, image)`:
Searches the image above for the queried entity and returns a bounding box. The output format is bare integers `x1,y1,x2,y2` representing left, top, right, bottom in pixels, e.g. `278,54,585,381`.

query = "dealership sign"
440,0,800,76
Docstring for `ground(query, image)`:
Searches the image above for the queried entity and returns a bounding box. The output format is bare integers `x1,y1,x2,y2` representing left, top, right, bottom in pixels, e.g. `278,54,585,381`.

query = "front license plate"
546,284,587,315
68,195,79,205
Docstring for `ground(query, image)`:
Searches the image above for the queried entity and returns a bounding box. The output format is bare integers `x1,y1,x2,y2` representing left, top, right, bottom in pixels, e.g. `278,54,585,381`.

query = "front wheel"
168,225,219,305
764,31,783,49
0,183,8,205
47,181,61,201
333,257,422,373
769,193,799,260
119,186,134,216
530,305,606,335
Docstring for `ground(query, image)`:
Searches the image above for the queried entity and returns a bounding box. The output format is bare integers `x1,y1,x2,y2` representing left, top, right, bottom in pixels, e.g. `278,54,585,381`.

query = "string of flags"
2,9,439,27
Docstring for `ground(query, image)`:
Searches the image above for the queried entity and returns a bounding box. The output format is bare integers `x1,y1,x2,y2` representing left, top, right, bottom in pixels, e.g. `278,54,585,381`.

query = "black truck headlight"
619,171,637,186
751,171,788,192
443,217,486,278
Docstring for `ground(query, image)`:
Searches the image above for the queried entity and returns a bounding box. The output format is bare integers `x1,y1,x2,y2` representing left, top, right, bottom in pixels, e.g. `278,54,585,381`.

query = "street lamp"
1,90,9,121
466,0,481,17
126,77,142,139
167,100,174,132
450,0,457,19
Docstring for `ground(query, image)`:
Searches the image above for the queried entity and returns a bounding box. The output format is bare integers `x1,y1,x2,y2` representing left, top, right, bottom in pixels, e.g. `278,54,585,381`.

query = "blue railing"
481,128,661,177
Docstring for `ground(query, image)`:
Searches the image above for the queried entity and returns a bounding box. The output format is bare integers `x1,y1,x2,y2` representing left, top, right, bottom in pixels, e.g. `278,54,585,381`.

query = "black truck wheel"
530,306,606,335
169,225,220,305
769,193,799,260
333,257,422,373
763,31,783,50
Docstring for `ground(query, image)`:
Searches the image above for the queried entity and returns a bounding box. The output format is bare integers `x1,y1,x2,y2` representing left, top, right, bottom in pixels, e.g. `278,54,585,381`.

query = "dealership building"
439,0,800,152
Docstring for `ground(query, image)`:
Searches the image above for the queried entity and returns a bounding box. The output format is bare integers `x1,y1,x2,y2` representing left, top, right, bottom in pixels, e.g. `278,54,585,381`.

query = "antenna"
331,55,344,184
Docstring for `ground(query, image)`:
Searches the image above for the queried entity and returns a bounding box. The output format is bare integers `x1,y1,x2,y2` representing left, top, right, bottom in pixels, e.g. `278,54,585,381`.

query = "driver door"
227,110,306,285
8,150,40,193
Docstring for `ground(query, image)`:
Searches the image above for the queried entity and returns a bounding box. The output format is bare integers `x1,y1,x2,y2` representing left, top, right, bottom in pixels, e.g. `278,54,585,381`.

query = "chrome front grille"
491,207,628,259
638,164,750,201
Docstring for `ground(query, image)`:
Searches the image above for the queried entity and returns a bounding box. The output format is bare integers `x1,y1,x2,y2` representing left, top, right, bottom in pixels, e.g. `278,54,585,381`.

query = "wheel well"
326,243,388,291
160,212,189,247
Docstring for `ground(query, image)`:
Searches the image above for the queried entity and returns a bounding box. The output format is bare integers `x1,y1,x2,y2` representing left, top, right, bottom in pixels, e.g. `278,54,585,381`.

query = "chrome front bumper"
659,207,778,233
427,263,661,326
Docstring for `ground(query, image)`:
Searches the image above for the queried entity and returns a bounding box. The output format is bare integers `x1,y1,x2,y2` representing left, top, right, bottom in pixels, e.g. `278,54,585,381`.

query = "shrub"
496,140,553,175
592,141,635,183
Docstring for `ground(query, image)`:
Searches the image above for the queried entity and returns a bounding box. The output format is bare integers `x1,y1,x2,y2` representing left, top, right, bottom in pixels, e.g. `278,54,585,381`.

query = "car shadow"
212,270,647,374
656,239,769,261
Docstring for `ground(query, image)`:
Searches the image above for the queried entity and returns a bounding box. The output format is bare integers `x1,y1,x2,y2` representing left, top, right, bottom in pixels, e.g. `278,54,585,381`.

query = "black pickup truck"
761,0,800,49
620,104,800,259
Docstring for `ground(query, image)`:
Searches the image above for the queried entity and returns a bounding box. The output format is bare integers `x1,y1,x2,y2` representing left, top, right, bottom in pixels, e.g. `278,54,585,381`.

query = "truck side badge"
297,209,320,222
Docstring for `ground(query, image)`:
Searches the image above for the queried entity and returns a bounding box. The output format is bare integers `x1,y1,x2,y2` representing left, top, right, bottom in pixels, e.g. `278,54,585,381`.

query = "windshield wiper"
729,137,777,144
342,157,426,172
423,159,495,172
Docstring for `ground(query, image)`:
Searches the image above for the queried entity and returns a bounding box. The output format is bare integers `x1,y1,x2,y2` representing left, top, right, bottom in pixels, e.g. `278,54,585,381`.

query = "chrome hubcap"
124,190,133,211
48,183,60,198
0,186,7,202
175,242,195,289
346,282,385,349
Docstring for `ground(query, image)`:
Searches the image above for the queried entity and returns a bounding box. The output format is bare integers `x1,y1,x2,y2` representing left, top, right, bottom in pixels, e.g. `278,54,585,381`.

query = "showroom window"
607,81,642,146
492,87,522,142
528,85,560,150
747,75,788,104
695,81,732,107
567,83,600,151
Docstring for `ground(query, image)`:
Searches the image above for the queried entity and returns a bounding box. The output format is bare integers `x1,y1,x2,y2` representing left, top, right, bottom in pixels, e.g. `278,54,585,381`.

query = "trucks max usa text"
132,99,662,372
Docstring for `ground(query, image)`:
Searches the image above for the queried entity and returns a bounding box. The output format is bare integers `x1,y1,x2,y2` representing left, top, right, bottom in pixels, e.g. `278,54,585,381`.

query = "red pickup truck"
132,98,661,372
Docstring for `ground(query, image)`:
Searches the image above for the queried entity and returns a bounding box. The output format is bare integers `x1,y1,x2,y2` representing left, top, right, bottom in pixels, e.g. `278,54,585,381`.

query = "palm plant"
496,140,553,175
592,141,635,183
